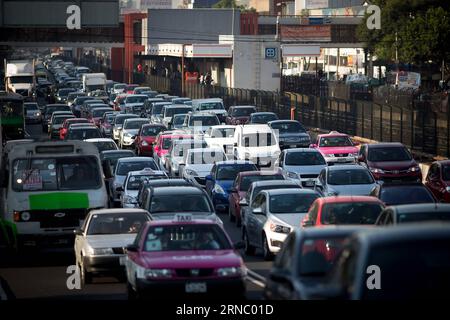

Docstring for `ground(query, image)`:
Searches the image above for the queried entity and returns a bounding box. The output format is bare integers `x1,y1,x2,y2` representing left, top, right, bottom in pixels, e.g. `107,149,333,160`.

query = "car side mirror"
358,155,365,162
253,207,264,215
131,135,136,139
239,198,248,206
205,174,212,181
233,241,245,250
74,228,83,236
126,244,139,252
116,186,124,192
310,144,318,148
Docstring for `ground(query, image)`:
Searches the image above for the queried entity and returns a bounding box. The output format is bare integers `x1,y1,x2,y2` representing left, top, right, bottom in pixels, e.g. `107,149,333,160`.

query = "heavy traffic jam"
1,55,450,301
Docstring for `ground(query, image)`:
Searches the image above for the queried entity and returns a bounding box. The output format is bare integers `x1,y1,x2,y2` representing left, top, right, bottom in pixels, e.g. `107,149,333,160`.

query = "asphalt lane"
0,124,272,300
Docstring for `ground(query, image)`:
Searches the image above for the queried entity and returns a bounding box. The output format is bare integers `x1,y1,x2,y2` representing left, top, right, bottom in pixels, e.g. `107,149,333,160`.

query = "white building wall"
220,35,281,91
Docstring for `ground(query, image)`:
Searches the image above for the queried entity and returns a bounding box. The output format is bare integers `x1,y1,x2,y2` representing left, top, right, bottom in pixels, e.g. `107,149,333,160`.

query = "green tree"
358,0,450,68
213,0,245,9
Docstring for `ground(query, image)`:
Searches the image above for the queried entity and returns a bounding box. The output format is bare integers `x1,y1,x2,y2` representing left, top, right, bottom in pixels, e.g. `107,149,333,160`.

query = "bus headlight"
21,212,31,221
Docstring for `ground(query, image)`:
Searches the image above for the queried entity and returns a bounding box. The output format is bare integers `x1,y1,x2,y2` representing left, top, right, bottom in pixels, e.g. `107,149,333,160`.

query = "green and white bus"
2,141,108,248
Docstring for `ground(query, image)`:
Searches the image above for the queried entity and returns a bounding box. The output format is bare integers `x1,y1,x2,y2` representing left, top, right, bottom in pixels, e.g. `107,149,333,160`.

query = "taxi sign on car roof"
174,213,193,222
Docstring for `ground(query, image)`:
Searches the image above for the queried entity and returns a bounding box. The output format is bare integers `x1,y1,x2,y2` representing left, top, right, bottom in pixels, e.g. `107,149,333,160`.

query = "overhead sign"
305,0,329,9
191,44,232,58
139,0,172,9
1,0,119,27
282,45,321,57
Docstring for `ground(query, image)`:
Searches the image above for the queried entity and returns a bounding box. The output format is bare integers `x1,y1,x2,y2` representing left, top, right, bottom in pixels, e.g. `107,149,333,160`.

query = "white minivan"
233,124,281,168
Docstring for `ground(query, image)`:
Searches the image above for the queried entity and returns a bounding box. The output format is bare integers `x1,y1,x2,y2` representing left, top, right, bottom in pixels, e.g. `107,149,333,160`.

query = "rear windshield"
380,186,435,205
68,128,101,140
217,164,257,180
320,202,383,225
231,107,255,117
199,102,224,111
271,122,306,133
115,116,138,125
240,175,284,191
319,136,353,147
327,169,374,185
189,116,220,126
149,194,211,213
124,120,148,130
285,152,325,166
117,160,158,175
164,107,192,117
87,212,149,235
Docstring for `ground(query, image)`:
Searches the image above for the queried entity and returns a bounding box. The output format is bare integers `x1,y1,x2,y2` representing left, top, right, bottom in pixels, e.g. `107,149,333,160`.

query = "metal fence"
143,74,449,158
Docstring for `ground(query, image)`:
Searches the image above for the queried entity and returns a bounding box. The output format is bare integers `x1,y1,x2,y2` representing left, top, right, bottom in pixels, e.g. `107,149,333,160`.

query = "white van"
233,124,281,168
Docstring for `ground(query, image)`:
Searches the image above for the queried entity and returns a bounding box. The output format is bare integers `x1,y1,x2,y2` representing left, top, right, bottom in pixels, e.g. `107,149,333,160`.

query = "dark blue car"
205,160,258,212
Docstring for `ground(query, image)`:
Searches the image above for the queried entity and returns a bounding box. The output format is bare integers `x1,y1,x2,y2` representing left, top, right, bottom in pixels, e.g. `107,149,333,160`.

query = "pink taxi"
123,214,246,299
311,131,359,165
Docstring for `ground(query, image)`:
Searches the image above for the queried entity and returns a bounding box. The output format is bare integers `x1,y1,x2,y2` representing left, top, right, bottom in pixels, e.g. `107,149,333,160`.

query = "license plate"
55,238,69,245
337,158,347,162
304,180,315,187
185,282,207,293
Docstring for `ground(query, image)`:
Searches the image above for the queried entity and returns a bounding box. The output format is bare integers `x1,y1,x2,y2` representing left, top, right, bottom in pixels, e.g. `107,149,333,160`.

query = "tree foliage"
358,0,450,65
213,0,245,9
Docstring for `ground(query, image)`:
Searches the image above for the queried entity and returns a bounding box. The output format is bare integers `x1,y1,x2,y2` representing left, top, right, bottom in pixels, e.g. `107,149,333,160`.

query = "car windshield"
165,107,192,117
210,128,235,138
124,120,148,129
126,174,166,190
46,106,71,115
105,114,116,123
144,224,231,252
271,122,306,133
13,156,101,191
285,152,326,166
141,126,164,136
58,89,75,96
217,164,257,180
242,133,276,147
162,138,172,149
240,175,284,191
252,114,278,123
298,236,347,277
321,202,383,225
149,194,211,213
173,141,207,157
115,84,126,90
188,151,227,164
102,151,134,171
173,115,187,125
368,147,412,162
93,109,110,118
115,116,137,125
126,96,146,104
319,136,353,147
327,169,374,185
398,211,450,223
442,165,450,181
189,116,219,126
199,102,224,111
269,193,318,214
68,128,101,140
25,104,39,111
364,240,450,299
231,107,255,117
151,104,166,115
53,116,73,125
93,141,117,152
117,160,158,175
381,186,435,205
87,212,149,235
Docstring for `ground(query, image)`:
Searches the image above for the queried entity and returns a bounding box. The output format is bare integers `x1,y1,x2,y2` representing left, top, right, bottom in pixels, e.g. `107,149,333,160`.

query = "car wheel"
127,281,138,300
80,259,93,286
243,229,256,256
262,234,274,261
228,206,235,222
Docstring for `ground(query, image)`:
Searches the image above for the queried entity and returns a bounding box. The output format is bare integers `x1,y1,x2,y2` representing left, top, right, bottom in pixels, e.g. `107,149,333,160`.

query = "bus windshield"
12,156,101,191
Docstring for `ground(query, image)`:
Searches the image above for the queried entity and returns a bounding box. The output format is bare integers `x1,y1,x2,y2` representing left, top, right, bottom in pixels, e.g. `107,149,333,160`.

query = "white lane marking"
246,276,265,289
245,268,267,288
247,269,266,282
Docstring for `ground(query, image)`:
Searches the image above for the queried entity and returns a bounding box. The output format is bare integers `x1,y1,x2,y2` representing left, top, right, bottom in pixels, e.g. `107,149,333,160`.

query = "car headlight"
370,168,385,174
141,140,149,146
124,132,132,138
93,248,113,255
286,171,299,179
35,112,41,116
144,269,173,279
217,266,246,277
185,169,198,177
408,165,421,172
446,186,450,193
213,184,226,194
324,154,335,158
269,222,291,234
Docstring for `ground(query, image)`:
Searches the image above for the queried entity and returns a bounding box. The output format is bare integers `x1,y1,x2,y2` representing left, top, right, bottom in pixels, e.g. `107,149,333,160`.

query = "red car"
358,142,422,183
425,160,450,202
301,196,385,228
125,84,139,94
228,170,285,226
114,94,128,111
153,132,193,169
225,106,257,125
311,131,359,165
134,123,167,156
59,118,89,140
